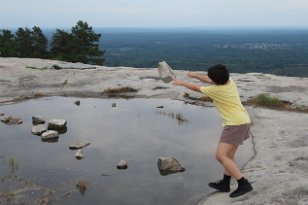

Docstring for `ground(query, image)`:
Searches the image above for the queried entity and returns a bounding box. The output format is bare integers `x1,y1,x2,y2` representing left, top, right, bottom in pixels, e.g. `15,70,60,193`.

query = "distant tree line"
0,21,104,65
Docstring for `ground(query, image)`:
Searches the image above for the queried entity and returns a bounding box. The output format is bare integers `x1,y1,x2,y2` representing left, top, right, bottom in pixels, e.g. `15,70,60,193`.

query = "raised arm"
187,72,212,84
172,79,201,92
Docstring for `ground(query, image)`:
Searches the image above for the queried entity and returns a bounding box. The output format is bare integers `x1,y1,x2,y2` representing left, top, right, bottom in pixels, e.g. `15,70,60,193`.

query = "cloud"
1,0,308,27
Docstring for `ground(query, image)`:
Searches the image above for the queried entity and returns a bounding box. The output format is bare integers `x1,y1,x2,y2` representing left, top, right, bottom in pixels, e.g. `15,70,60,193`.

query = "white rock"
117,160,128,169
75,149,84,159
41,130,59,140
48,119,67,130
157,61,176,83
31,124,47,135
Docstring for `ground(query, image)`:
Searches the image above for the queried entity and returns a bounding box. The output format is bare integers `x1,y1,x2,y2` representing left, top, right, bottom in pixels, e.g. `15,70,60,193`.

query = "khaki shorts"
220,123,251,145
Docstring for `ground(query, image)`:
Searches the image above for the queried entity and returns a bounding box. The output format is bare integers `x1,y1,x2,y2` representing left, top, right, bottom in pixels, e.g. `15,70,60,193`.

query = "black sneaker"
229,178,253,198
208,180,230,192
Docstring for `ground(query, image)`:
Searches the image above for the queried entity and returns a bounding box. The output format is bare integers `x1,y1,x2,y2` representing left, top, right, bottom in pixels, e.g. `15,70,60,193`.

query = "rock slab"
48,119,67,130
41,130,59,140
69,139,90,150
32,124,47,135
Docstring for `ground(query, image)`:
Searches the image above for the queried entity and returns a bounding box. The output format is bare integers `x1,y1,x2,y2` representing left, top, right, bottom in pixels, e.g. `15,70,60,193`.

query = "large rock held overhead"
157,61,176,83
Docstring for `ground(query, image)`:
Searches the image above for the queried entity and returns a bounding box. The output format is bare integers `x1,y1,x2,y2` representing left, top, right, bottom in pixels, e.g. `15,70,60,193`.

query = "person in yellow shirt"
173,64,253,198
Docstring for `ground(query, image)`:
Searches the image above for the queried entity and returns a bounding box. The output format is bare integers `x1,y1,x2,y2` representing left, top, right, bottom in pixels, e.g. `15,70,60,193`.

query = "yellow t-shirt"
200,79,250,126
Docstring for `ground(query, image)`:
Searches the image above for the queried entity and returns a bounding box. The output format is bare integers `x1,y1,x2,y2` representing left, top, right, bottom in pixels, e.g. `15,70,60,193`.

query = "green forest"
0,21,104,65
1,25,308,77
99,29,308,77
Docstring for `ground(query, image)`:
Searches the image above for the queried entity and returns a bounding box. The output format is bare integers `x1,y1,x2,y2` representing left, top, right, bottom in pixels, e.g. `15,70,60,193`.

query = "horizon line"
2,25,308,30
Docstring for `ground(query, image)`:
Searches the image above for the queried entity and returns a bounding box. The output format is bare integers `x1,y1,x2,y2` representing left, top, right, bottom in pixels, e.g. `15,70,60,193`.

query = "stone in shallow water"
117,160,128,169
32,115,45,125
157,157,185,176
74,100,80,106
75,149,84,159
32,124,47,135
41,130,59,140
1,115,23,125
69,139,90,150
48,119,67,130
76,180,88,194
1,115,12,123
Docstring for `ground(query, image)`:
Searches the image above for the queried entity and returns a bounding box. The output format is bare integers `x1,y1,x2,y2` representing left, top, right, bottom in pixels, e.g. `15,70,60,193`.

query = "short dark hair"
207,64,229,85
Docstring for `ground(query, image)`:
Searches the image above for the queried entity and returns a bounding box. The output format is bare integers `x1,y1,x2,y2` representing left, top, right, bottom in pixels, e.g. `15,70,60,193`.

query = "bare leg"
216,143,243,180
223,143,238,176
214,143,253,197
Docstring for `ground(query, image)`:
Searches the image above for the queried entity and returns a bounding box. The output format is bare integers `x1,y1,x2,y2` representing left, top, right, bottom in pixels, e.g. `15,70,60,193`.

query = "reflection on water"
155,110,189,125
8,158,19,175
0,97,253,205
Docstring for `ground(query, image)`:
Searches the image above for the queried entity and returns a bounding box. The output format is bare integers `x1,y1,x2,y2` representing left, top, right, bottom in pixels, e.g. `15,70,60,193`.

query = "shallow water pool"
0,97,253,205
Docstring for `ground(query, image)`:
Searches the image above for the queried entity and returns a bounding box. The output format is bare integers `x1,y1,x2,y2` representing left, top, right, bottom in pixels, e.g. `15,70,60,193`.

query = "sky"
1,0,308,28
